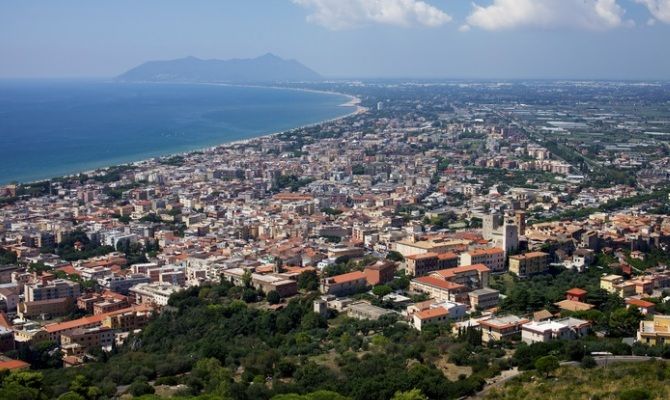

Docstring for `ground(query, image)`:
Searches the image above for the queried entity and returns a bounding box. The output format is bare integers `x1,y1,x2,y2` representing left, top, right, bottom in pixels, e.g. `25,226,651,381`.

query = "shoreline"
5,83,366,187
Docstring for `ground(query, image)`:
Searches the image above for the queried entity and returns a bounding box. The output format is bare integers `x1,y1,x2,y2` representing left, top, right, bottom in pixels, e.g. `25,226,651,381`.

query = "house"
521,317,591,344
479,315,529,342
565,288,587,302
554,299,594,313
626,298,655,315
600,275,636,298
637,315,670,346
410,301,467,331
347,301,395,320
321,271,368,296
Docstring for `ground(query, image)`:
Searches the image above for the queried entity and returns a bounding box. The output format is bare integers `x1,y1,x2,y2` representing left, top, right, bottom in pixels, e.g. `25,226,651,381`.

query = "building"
469,288,500,310
99,274,151,295
479,315,529,343
482,214,519,254
406,252,458,277
393,239,469,258
410,264,490,303
347,301,395,320
411,301,468,331
626,298,655,315
25,278,81,302
600,274,636,298
637,315,670,346
565,288,588,302
129,282,181,306
521,317,591,344
321,271,368,296
460,248,505,273
508,252,549,277
363,260,396,286
17,297,73,319
60,326,116,359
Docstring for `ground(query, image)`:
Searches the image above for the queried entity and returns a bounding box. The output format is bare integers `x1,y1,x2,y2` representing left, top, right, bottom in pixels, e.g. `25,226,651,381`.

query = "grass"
485,360,670,400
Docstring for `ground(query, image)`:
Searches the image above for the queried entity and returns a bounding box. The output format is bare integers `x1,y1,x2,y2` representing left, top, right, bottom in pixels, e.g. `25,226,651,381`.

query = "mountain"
117,53,322,83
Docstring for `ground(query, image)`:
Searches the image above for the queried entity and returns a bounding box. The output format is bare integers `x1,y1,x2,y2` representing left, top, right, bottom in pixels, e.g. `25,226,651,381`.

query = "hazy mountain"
117,53,322,83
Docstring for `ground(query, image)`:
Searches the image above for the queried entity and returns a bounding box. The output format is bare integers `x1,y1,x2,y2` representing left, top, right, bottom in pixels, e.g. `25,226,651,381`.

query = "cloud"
463,0,631,31
292,0,452,30
636,0,670,23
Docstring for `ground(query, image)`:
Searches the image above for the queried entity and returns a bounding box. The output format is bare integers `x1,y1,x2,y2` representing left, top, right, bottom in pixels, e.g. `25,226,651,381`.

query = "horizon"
2,1,670,80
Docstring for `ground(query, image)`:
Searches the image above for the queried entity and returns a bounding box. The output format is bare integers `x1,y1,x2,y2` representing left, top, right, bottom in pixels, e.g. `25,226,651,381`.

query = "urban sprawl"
1,81,670,399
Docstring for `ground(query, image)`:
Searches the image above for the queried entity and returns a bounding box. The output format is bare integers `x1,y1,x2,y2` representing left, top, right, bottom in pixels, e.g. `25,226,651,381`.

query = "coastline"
6,83,366,186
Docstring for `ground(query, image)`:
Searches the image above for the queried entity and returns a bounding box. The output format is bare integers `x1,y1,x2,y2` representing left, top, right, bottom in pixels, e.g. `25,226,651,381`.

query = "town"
1,80,670,399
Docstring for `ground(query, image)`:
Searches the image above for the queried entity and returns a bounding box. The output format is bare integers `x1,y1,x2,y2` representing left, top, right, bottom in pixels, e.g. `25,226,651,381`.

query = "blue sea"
0,80,355,184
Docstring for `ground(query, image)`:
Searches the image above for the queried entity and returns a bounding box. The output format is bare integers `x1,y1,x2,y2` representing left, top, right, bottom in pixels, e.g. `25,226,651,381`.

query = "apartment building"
508,252,549,277
460,248,505,273
25,278,81,302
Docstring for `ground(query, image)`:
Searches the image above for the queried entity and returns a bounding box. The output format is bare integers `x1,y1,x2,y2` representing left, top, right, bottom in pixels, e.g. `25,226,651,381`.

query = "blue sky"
1,0,669,79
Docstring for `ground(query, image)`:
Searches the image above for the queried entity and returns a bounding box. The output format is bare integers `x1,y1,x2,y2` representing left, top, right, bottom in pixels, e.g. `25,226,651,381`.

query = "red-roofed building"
626,298,656,315
0,357,30,371
566,288,588,302
321,271,368,296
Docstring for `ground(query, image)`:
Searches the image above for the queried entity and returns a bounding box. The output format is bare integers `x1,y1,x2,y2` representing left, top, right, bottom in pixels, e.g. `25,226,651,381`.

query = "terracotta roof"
468,248,504,256
0,359,30,370
566,288,587,296
329,271,367,284
416,307,450,320
406,252,439,260
432,264,490,278
437,252,458,260
413,276,465,291
626,298,655,308
554,300,594,312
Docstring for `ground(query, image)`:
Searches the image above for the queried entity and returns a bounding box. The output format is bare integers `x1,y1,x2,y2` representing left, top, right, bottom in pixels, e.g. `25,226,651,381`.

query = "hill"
485,361,670,400
117,53,322,83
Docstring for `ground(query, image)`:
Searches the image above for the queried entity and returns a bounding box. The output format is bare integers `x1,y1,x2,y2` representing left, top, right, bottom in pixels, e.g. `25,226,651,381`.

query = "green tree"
267,290,281,305
372,285,392,299
535,355,560,377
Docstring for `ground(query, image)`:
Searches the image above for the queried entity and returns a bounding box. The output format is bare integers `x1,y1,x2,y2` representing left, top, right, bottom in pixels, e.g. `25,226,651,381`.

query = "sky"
1,0,670,80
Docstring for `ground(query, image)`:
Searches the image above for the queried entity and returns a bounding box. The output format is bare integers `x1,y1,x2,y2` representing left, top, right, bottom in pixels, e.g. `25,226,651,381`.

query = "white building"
521,317,590,344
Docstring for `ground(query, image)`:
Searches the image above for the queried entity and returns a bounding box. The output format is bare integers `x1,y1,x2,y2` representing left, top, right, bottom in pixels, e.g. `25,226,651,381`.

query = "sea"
0,80,356,185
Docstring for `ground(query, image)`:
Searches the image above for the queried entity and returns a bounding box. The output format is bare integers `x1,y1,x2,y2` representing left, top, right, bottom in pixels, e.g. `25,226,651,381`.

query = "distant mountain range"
117,53,322,83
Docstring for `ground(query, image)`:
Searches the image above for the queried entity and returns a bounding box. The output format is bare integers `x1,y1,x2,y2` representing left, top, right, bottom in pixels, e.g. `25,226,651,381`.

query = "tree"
242,269,253,288
391,389,428,400
128,380,155,397
297,270,319,291
267,290,281,305
534,355,560,377
386,251,404,262
608,307,643,337
372,285,392,299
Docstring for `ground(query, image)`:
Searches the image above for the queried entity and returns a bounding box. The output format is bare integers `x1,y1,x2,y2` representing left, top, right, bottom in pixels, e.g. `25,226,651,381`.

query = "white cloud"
636,0,670,23
292,0,452,30
463,0,631,31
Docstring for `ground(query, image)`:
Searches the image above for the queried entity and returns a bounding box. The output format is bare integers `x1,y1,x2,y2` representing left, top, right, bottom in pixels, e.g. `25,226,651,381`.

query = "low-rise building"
638,315,670,346
347,301,395,320
521,317,591,344
479,315,529,342
321,271,368,296
469,288,500,310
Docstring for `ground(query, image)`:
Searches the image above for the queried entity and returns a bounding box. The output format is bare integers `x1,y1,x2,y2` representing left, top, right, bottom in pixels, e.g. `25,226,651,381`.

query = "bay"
0,80,355,184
